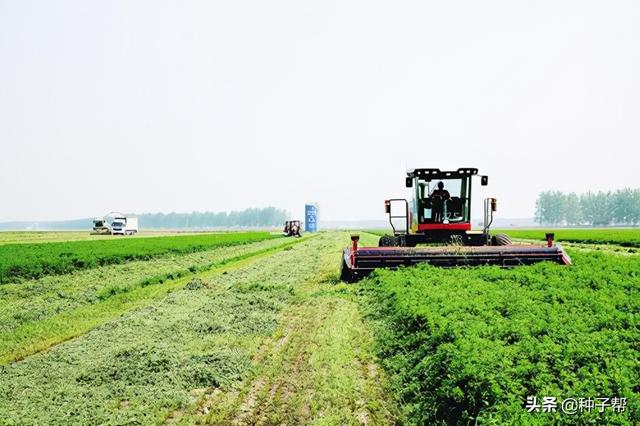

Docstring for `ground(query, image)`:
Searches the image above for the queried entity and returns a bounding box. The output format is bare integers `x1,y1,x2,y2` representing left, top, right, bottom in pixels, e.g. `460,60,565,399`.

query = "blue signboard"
305,204,318,232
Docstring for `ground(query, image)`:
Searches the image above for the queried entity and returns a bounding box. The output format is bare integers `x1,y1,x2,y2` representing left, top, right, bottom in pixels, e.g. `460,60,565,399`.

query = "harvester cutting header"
341,167,571,282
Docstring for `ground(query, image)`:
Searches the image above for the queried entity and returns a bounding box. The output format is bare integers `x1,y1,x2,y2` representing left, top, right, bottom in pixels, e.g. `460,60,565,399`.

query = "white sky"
1,1,639,222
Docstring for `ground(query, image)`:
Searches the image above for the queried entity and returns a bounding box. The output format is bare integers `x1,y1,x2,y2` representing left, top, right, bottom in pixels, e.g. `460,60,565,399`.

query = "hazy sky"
1,1,639,222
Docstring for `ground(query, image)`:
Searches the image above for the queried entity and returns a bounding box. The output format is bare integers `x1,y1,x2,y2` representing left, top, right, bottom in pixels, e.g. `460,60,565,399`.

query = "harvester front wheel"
340,257,355,282
378,235,398,247
491,233,513,246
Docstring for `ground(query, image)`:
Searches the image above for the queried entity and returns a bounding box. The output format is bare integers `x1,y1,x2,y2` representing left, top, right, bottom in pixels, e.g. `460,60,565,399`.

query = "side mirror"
384,201,391,214
481,176,489,186
405,177,413,188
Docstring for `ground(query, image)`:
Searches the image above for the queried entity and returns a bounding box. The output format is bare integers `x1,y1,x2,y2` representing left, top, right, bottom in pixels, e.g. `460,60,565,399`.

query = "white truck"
110,215,138,235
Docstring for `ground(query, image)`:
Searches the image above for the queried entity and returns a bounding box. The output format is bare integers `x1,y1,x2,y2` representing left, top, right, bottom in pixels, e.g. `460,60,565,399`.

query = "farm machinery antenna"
340,167,571,282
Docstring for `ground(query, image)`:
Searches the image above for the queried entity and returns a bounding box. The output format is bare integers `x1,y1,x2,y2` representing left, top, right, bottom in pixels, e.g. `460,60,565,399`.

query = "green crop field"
0,229,637,424
358,251,639,425
369,227,640,247
0,232,394,424
0,230,202,245
0,231,279,283
498,228,640,247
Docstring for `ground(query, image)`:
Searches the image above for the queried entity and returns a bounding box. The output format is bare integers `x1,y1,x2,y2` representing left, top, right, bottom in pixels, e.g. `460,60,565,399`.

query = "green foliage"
535,189,640,225
0,232,278,283
499,228,640,247
358,251,640,425
535,191,570,225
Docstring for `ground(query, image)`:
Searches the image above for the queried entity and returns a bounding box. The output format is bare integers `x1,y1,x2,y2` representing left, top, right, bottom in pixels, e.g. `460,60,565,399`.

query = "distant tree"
535,189,640,226
613,188,639,225
632,189,640,225
564,192,583,225
580,191,613,226
535,191,567,225
136,207,287,229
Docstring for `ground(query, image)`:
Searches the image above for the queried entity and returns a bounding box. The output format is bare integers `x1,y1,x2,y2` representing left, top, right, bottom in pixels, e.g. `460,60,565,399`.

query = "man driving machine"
430,181,450,222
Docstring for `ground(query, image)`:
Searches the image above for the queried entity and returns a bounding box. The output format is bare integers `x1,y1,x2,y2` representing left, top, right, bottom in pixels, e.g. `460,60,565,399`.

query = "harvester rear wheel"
491,233,512,246
378,235,398,247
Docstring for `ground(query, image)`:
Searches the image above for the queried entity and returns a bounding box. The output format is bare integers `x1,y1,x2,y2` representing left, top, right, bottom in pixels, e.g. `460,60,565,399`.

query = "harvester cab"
382,168,493,247
340,167,571,282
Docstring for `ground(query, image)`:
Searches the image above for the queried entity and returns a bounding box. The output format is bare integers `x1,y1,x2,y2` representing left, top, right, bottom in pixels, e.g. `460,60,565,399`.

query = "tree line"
535,189,640,226
0,207,289,230
138,207,288,228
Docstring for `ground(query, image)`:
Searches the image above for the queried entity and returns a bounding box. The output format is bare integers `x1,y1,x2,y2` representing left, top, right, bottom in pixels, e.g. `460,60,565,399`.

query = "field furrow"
180,232,396,425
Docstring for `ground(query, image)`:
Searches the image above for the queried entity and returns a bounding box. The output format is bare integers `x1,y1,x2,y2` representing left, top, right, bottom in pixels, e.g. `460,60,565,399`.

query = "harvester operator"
430,181,450,222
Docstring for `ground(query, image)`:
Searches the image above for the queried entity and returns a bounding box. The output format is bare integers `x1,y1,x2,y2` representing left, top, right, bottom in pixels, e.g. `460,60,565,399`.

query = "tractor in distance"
283,220,302,237
340,167,571,282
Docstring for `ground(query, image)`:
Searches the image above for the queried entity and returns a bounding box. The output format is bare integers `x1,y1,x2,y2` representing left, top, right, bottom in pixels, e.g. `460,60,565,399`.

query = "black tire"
492,233,512,246
340,257,355,282
378,235,398,247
